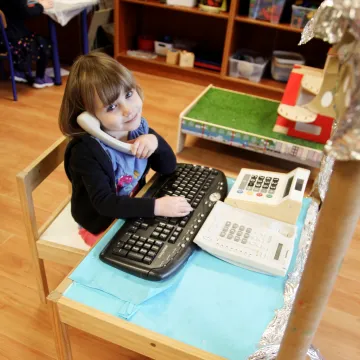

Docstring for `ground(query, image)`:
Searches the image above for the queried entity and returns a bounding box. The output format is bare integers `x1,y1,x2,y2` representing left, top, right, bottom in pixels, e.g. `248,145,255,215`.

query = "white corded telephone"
194,201,297,277
77,112,133,155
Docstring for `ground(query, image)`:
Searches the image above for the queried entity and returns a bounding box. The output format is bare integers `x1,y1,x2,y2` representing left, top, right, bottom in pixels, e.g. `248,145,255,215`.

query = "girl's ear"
136,85,144,101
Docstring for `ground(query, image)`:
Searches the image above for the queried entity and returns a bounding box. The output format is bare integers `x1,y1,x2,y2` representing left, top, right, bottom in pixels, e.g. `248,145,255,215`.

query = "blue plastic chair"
0,10,17,101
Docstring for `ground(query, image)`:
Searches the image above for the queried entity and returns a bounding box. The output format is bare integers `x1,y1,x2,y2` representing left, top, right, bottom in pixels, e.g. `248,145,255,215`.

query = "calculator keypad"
238,173,279,197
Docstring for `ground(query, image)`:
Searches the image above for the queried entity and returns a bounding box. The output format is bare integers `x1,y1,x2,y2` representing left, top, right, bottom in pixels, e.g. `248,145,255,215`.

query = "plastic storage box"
291,5,316,29
229,51,268,83
248,0,286,24
155,41,173,56
271,51,305,82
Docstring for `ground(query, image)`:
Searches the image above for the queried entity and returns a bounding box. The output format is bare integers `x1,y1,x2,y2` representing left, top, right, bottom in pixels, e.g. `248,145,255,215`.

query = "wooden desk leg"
277,160,360,360
48,295,73,360
177,132,186,153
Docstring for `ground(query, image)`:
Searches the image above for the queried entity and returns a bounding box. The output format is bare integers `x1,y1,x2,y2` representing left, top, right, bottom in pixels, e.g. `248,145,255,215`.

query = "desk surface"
45,0,99,26
50,178,311,360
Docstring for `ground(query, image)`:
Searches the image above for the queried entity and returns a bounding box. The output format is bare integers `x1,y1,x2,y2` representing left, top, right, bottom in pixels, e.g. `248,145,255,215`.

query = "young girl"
59,52,193,246
0,0,54,88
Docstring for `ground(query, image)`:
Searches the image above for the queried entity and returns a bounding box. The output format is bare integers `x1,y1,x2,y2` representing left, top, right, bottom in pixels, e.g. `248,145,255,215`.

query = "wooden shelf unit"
114,0,329,100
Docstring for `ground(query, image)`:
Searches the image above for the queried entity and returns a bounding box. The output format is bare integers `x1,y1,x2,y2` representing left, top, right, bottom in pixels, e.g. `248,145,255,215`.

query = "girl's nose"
122,106,131,117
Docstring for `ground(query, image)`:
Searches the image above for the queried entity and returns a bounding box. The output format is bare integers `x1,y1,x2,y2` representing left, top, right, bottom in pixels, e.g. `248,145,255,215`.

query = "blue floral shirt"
95,118,149,197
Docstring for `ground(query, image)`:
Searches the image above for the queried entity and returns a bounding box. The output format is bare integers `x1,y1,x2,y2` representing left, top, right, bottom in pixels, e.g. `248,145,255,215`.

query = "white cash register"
225,168,310,225
194,168,310,277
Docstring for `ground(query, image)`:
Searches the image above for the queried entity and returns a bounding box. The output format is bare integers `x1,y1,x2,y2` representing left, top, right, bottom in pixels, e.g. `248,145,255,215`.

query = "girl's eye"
106,104,117,112
125,90,133,99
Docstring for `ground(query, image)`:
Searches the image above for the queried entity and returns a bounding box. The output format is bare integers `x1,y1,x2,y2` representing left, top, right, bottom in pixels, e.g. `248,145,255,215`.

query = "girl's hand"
155,196,193,217
128,134,158,159
38,0,54,9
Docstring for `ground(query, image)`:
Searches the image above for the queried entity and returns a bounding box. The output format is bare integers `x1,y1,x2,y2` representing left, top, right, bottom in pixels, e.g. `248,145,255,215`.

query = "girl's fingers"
136,143,145,158
140,146,149,159
131,141,139,156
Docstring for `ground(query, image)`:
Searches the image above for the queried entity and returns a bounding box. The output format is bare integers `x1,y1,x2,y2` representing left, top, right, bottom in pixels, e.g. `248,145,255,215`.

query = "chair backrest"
0,10,7,29
16,136,70,245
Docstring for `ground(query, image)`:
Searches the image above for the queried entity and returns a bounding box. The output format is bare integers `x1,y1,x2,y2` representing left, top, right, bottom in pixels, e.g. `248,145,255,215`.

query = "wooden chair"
16,136,90,304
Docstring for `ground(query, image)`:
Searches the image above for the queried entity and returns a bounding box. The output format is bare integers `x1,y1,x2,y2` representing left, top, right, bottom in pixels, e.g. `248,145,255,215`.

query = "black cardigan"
64,129,177,234
0,0,44,40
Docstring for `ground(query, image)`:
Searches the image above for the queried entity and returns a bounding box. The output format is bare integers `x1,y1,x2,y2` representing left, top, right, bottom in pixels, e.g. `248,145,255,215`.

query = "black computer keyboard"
100,163,227,281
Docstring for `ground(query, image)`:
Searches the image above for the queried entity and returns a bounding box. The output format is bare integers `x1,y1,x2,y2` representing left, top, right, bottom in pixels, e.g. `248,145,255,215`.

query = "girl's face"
94,88,143,134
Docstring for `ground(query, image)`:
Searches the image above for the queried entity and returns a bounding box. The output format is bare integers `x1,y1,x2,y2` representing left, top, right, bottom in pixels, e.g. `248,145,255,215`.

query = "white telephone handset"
77,112,133,155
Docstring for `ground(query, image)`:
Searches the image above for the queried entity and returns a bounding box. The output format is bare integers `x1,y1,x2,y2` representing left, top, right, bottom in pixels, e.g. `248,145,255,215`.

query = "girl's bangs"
95,69,136,108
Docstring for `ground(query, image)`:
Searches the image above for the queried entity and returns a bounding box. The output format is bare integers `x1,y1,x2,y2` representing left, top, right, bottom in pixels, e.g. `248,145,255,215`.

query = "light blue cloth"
65,178,311,359
94,117,149,196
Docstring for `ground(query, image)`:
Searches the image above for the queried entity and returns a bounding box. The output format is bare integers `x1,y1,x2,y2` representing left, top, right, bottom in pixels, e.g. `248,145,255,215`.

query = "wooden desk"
47,177,225,360
48,277,225,360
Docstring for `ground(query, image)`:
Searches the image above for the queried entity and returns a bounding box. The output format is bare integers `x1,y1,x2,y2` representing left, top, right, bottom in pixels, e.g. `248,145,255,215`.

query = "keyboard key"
151,245,160,252
140,236,147,242
155,227,163,233
136,241,144,247
143,243,152,249
112,248,128,257
152,231,160,238
166,224,174,230
134,221,141,227
148,250,156,257
127,252,144,262
147,239,155,245
163,229,171,235
180,220,187,227
143,256,153,265
140,223,149,230
132,246,140,252
159,234,168,240
131,234,140,240
159,222,167,227
128,239,136,245
155,240,164,247
140,249,148,255
124,244,132,250
169,218,178,224
169,236,177,244
173,231,180,238
115,241,125,248
128,226,138,233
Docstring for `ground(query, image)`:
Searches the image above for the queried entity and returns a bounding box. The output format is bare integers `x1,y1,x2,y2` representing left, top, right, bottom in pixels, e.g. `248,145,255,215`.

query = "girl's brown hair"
59,52,143,137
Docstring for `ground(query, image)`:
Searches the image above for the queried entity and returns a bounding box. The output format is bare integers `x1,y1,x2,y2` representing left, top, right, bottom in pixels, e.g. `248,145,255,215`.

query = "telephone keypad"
219,221,267,257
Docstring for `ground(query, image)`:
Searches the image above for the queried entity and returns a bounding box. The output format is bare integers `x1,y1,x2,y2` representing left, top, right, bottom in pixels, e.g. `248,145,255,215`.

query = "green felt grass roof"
186,87,324,150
